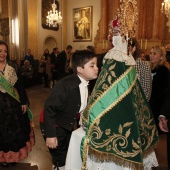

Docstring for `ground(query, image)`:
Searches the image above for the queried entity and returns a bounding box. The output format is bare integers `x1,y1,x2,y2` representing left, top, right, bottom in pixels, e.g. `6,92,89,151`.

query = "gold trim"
82,66,138,169
82,65,136,125
118,0,138,36
88,66,136,134
88,147,143,170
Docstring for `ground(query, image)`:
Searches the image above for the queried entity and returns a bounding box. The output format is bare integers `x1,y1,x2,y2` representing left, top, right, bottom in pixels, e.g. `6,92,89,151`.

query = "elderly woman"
21,60,34,88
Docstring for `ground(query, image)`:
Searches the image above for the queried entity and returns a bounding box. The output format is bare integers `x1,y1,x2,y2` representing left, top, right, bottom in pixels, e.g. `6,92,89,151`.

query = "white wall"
66,0,101,51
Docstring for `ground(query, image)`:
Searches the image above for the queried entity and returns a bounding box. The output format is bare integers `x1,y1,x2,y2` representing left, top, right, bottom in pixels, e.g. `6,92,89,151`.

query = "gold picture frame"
73,6,92,42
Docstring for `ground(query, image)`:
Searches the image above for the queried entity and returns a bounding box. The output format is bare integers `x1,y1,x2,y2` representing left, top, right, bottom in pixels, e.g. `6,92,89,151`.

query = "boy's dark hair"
71,50,95,73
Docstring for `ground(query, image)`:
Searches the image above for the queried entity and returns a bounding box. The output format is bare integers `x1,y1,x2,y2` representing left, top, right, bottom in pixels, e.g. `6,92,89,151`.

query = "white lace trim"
104,35,136,66
0,64,18,93
143,151,159,170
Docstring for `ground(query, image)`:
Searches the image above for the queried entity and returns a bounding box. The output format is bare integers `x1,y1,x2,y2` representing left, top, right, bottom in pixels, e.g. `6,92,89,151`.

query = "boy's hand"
46,137,58,149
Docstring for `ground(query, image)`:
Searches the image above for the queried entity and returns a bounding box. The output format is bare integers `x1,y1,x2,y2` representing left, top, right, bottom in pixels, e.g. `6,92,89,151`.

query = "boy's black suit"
44,73,81,137
44,74,82,167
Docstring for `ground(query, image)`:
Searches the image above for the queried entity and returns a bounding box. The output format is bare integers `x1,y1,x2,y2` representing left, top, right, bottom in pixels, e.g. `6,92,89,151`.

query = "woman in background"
0,40,35,167
149,46,169,134
128,37,152,101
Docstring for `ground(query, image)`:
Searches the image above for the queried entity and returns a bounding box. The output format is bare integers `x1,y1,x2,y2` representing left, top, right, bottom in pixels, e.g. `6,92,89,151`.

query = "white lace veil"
104,34,136,66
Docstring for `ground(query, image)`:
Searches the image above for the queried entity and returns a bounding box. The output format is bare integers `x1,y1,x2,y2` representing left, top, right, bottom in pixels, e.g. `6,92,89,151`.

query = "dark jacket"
44,74,81,137
55,50,67,80
24,55,35,67
149,65,169,119
160,82,170,131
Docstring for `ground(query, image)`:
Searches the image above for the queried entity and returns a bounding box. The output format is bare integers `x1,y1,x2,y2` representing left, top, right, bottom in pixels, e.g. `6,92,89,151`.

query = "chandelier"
161,0,170,17
46,0,62,27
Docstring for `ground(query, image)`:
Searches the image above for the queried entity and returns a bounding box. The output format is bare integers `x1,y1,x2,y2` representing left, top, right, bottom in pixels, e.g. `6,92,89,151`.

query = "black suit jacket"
55,50,67,80
149,65,169,122
44,74,81,137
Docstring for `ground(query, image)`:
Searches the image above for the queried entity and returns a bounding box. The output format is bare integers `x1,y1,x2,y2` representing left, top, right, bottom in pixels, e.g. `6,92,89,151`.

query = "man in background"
55,45,73,81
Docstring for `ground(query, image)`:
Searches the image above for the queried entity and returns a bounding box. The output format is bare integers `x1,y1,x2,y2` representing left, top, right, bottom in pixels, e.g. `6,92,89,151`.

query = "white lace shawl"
104,35,136,66
0,64,18,93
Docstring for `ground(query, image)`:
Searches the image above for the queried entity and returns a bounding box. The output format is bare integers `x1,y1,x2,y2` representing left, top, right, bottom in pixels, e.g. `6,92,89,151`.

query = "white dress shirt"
78,75,89,113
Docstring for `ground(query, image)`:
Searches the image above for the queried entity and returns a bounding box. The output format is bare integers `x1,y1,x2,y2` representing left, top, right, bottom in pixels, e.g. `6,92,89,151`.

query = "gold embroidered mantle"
81,59,159,170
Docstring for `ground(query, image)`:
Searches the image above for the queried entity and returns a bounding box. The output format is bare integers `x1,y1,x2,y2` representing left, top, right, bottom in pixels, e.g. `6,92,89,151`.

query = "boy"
43,50,98,170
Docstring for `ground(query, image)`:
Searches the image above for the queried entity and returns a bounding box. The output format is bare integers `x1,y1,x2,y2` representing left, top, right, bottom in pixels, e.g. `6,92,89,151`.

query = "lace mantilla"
0,64,18,93
104,35,136,66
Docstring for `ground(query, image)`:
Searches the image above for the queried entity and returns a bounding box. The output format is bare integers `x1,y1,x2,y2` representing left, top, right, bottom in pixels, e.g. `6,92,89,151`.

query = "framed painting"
73,6,92,42
41,0,60,31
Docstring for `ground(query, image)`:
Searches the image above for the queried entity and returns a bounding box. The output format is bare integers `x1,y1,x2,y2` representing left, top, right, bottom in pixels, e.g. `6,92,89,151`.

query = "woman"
128,37,152,101
149,46,169,134
0,41,35,167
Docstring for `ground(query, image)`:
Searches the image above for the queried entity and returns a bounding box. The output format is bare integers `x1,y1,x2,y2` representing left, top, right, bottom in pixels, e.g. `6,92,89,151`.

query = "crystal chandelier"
161,0,170,17
46,0,62,27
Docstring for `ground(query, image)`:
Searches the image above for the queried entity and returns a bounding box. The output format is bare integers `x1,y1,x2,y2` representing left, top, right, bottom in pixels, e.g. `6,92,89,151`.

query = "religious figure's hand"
159,117,169,132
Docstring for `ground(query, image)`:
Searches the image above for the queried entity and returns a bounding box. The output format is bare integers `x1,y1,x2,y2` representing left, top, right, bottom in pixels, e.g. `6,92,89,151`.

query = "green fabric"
81,59,159,169
0,73,33,120
0,73,20,102
27,107,34,120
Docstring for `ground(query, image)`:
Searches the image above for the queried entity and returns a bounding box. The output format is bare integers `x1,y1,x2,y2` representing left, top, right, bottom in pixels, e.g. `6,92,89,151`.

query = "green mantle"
81,59,159,170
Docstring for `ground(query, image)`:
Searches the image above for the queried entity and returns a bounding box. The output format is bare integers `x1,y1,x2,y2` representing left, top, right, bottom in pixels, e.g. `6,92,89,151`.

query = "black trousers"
48,127,72,167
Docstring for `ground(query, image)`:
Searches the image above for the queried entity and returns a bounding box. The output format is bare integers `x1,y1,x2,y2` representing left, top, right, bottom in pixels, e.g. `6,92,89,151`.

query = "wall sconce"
11,18,19,45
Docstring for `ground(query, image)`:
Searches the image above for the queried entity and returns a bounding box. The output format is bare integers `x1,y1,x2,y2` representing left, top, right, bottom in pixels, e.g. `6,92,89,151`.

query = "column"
151,0,161,40
101,0,108,40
